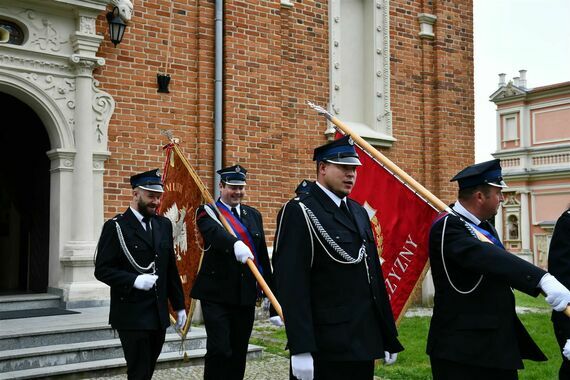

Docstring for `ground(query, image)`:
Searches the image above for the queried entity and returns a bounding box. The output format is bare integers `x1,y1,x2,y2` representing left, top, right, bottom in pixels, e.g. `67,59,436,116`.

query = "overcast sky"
473,0,570,162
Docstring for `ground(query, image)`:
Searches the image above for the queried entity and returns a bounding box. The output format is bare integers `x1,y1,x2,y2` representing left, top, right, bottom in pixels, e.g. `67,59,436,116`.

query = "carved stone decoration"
111,0,134,22
30,17,68,52
535,234,551,269
92,79,115,146
418,13,437,39
496,82,526,99
79,16,96,35
0,53,73,73
24,72,76,131
504,193,520,206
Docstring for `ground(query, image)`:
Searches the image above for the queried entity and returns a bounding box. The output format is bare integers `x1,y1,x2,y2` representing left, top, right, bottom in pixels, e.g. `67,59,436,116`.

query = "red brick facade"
95,0,474,237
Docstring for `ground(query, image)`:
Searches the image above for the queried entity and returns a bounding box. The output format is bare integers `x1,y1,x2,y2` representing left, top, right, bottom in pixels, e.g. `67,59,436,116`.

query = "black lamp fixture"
106,7,127,47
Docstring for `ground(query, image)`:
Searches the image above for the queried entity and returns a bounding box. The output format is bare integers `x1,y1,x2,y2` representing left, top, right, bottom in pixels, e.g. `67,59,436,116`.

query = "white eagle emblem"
164,203,188,260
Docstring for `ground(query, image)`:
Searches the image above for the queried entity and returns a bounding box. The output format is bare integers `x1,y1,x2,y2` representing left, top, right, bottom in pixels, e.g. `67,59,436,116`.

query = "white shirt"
452,200,481,225
316,181,348,208
219,199,241,216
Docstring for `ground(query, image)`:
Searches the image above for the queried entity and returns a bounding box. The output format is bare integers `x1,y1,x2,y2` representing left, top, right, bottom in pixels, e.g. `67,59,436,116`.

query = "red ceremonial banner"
348,146,438,322
159,144,207,335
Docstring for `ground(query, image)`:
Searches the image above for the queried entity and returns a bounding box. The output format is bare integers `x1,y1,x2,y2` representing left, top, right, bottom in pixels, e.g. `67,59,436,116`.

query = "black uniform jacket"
548,209,570,339
427,207,547,369
272,184,403,361
95,208,185,330
191,203,273,307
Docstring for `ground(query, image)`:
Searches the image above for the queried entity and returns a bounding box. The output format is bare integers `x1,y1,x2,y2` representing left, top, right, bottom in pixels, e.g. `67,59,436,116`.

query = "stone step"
0,323,115,351
0,332,206,373
0,294,61,312
0,345,263,380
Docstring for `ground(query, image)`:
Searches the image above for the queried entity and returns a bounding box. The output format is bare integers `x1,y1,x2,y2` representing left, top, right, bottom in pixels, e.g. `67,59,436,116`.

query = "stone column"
59,18,108,306
520,191,533,263
496,202,504,241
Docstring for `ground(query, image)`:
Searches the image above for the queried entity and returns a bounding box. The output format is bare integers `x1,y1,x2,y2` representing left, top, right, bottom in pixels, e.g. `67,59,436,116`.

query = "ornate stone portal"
0,0,115,306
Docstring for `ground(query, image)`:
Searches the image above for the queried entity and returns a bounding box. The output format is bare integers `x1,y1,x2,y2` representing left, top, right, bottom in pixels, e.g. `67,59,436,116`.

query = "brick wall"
95,0,474,237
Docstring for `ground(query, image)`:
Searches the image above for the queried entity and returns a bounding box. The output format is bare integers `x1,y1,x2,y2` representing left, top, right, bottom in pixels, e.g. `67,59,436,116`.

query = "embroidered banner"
348,144,438,323
159,143,207,337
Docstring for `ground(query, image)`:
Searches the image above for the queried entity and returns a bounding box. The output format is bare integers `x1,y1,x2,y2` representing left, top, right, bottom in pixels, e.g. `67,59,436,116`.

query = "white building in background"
491,70,570,268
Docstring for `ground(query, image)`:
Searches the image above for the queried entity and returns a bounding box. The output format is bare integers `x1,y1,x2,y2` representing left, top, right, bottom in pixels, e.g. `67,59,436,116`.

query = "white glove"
175,309,187,330
291,352,313,380
269,316,284,327
564,339,570,360
384,351,398,365
233,240,254,264
540,273,570,312
133,274,158,291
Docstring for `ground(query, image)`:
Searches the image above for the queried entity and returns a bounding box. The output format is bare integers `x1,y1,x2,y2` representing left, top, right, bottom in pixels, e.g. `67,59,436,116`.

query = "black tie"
231,207,241,221
142,217,153,243
340,200,353,221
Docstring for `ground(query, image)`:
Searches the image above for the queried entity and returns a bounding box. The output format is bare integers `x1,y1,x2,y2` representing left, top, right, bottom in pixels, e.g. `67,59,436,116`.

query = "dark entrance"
0,93,50,294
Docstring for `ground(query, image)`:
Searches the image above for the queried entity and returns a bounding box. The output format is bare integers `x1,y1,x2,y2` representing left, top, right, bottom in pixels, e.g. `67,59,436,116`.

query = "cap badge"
235,166,241,173
348,137,354,146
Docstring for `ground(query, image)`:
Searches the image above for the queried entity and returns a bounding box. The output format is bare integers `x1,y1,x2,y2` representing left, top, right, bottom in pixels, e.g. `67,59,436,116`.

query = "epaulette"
293,192,310,202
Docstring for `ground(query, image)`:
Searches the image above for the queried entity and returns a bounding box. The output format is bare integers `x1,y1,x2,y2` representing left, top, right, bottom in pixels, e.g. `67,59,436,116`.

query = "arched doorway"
0,92,50,294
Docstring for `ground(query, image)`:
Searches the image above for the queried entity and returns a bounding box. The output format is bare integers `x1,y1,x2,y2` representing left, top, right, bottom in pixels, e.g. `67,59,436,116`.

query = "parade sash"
215,201,263,276
435,211,505,249
467,222,505,249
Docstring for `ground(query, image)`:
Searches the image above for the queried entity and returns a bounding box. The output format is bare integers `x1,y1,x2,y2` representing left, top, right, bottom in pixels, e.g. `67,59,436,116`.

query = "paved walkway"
81,318,290,380
83,352,290,380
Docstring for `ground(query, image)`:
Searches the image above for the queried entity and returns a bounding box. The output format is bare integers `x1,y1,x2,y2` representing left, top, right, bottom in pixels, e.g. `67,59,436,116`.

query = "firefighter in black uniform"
548,207,570,379
427,159,570,379
191,165,278,380
273,136,403,380
95,169,186,380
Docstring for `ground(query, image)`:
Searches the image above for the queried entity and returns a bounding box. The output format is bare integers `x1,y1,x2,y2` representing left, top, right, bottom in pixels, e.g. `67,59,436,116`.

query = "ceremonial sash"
436,211,505,250
466,221,505,249
215,201,264,276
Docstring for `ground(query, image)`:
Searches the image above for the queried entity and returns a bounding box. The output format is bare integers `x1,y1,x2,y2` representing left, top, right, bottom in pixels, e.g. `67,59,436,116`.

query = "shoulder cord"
274,201,314,267
440,215,482,294
299,202,365,265
114,221,156,275
197,205,224,253
273,201,289,253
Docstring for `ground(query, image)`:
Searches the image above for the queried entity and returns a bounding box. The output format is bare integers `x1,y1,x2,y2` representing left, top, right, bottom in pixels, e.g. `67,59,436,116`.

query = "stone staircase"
0,295,262,379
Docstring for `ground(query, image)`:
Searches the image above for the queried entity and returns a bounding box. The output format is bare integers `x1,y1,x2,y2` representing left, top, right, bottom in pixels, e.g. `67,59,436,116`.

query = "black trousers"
201,300,255,380
430,356,518,380
553,320,570,380
117,329,166,380
290,358,374,380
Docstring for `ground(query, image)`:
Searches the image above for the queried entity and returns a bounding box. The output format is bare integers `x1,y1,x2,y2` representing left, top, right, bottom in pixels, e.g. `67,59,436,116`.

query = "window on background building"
0,20,25,45
507,214,519,240
503,115,518,141
329,0,393,146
